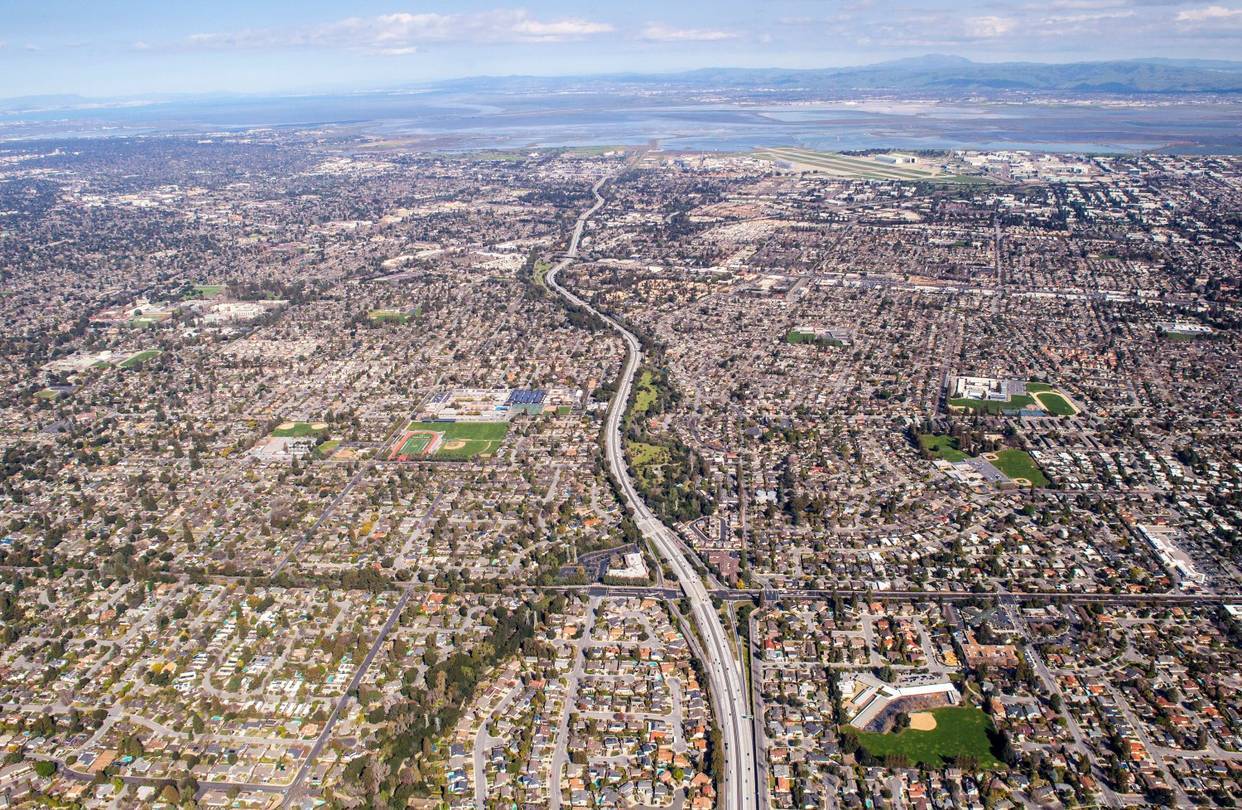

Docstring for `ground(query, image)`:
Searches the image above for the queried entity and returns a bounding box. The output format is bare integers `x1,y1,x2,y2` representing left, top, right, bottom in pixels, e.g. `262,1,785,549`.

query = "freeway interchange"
546,171,760,810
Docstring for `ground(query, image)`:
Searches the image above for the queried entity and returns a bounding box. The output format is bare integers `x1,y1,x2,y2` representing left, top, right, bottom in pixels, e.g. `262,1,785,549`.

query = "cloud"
963,15,1017,37
181,9,614,54
639,23,738,42
1175,4,1242,21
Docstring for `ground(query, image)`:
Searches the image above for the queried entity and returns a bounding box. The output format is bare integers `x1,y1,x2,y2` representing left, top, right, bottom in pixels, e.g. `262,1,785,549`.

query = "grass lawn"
629,441,671,468
119,349,162,369
629,440,671,488
368,309,410,324
34,388,61,400
990,449,1049,487
533,260,552,288
1033,391,1076,416
949,394,1035,414
849,706,1003,769
315,439,342,457
787,329,844,347
406,420,509,459
190,284,225,299
919,434,968,462
272,421,329,438
632,370,658,416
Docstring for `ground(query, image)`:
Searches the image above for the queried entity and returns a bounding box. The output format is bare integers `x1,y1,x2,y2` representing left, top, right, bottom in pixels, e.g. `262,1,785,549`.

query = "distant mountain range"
437,55,1242,96
3,55,1242,115
653,55,1242,94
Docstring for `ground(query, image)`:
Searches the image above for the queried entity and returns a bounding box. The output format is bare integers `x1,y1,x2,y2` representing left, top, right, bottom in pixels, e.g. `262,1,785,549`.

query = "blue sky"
3,0,1241,98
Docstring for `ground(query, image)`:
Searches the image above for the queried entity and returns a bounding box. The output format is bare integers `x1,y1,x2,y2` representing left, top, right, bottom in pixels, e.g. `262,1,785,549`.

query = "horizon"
5,52,1242,107
4,0,1242,98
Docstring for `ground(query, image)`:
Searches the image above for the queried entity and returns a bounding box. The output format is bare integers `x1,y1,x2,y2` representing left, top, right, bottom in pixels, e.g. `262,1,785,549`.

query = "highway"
546,167,759,810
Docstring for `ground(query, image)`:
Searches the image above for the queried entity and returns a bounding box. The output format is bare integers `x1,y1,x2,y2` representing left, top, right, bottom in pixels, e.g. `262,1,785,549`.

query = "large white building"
1137,524,1207,589
839,671,961,731
953,375,1018,402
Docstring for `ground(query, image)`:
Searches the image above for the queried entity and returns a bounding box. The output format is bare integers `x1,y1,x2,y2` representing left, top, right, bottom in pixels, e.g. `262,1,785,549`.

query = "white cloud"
182,9,614,54
1175,4,1242,22
639,23,738,42
1042,0,1135,9
964,15,1017,38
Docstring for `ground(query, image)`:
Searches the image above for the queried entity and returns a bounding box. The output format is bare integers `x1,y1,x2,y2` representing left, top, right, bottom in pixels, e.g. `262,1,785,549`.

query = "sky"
3,0,1242,98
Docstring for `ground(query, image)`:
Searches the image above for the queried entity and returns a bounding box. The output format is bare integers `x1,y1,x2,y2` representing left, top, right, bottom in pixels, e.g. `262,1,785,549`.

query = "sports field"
1034,391,1076,416
190,284,225,299
787,329,845,347
272,421,329,438
988,449,1050,487
949,394,1035,414
1025,382,1079,416
368,309,410,324
119,349,162,369
848,706,1003,769
391,420,509,461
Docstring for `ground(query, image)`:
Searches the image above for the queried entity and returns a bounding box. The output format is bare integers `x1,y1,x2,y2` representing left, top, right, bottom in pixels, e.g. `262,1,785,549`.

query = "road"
1005,599,1122,809
548,597,598,810
544,583,1242,608
280,586,415,808
545,163,759,810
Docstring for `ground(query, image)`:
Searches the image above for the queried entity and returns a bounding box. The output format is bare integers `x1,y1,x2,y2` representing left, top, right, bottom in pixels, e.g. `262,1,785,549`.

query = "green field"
949,394,1035,414
533,260,552,288
406,420,509,460
919,434,968,462
849,706,1003,769
34,388,61,401
632,370,658,416
190,284,225,299
272,421,329,438
629,441,671,468
396,432,433,457
1033,391,1076,416
315,439,342,457
368,309,411,324
119,349,162,369
989,449,1049,487
787,329,844,348
629,440,673,488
